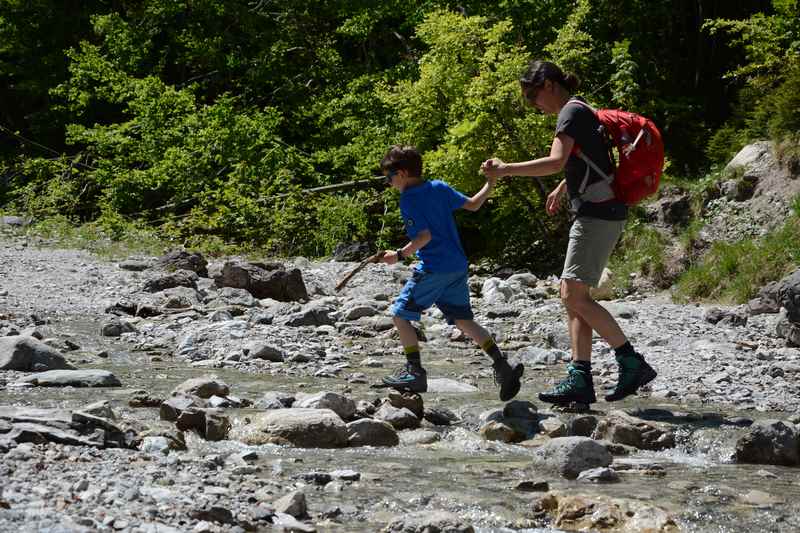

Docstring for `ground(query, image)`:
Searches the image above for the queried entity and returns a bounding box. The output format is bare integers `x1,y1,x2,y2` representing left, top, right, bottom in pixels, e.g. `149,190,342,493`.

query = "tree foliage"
0,0,798,267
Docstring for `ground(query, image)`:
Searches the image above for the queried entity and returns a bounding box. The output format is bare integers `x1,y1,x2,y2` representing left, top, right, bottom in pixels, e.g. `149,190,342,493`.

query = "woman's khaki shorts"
561,216,626,287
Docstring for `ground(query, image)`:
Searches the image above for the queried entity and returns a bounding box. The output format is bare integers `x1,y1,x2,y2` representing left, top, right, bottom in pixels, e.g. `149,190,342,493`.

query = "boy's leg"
381,270,445,393
454,319,525,402
382,316,428,392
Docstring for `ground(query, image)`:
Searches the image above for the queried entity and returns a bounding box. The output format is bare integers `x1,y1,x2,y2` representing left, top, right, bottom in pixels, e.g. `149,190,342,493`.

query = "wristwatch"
395,248,405,260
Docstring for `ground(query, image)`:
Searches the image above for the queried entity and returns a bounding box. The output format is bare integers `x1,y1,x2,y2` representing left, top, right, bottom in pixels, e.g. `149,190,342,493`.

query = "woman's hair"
520,60,580,93
380,144,423,178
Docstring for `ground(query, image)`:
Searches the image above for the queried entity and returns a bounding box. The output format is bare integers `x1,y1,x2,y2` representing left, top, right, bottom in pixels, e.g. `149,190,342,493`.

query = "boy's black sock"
481,338,504,364
614,341,639,359
404,345,422,368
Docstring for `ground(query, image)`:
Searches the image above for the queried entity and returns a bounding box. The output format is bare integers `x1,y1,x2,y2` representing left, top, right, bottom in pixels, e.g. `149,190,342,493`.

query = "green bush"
675,215,800,303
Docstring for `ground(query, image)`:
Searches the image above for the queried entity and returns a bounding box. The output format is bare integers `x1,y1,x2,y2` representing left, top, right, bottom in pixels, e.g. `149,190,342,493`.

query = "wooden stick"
335,251,386,292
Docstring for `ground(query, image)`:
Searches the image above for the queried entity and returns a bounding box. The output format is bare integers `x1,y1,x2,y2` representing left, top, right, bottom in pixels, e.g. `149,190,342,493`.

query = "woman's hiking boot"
382,362,428,393
492,358,525,402
604,353,657,401
538,362,596,405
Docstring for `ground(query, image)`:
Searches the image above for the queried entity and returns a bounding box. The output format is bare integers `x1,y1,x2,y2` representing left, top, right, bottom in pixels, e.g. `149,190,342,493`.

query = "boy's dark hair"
380,145,423,178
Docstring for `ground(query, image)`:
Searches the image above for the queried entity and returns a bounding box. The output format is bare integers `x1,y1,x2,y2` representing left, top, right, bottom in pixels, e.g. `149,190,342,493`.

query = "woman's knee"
560,280,593,312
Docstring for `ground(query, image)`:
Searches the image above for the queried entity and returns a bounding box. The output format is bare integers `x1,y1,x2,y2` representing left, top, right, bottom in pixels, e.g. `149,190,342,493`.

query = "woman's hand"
480,158,507,179
546,181,566,215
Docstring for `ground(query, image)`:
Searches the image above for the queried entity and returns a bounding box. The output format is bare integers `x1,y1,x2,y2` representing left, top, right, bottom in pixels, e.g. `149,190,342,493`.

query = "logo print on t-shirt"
406,218,415,228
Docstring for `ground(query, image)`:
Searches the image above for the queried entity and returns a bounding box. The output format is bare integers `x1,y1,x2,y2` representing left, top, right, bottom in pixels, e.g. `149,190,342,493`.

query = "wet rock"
577,467,620,483
160,395,204,422
739,489,783,507
374,403,420,430
383,510,474,533
295,391,355,420
341,303,380,321
748,280,782,315
171,377,230,399
423,406,459,426
532,437,613,479
18,369,121,387
346,419,399,447
233,408,348,448
143,269,199,293
480,421,522,443
387,390,424,418
400,429,441,445
330,469,360,481
592,411,676,451
273,513,316,532
156,250,208,277
204,411,231,441
100,318,137,337
735,419,800,466
208,287,258,308
273,490,308,518
253,391,294,409
566,415,599,437
215,261,308,302
776,309,800,346
545,492,679,532
539,417,567,438
0,336,75,371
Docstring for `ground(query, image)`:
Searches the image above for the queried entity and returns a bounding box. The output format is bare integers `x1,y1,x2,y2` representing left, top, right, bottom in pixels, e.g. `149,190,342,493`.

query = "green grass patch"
610,219,670,294
674,216,800,303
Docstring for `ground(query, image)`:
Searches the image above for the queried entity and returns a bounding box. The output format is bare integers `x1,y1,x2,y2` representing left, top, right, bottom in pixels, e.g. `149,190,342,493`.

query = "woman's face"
522,79,558,114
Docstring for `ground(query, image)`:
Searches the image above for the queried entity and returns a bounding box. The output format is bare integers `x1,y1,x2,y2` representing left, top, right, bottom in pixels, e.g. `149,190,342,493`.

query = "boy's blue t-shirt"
399,179,469,272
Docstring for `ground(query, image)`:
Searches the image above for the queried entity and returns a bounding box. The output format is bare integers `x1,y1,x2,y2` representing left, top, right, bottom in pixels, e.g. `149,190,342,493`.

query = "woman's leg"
561,279,626,351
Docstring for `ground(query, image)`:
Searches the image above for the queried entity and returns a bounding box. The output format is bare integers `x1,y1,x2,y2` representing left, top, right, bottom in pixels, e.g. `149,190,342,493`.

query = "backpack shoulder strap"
564,99,613,190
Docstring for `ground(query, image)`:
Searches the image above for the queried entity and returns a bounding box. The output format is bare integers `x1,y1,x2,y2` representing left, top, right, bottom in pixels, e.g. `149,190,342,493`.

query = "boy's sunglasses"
384,169,399,185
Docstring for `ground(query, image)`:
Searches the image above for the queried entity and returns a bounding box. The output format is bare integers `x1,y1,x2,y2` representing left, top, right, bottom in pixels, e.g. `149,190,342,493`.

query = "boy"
379,145,524,401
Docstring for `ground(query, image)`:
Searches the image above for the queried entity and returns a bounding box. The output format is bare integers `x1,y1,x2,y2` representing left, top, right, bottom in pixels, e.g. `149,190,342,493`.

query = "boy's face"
384,168,404,191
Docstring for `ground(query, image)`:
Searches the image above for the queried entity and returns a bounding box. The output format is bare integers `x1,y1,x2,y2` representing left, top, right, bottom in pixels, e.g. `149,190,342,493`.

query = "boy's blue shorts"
390,269,474,324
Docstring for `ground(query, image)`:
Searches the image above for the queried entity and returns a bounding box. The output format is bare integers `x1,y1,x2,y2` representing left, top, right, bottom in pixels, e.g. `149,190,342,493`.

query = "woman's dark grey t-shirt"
555,97,627,220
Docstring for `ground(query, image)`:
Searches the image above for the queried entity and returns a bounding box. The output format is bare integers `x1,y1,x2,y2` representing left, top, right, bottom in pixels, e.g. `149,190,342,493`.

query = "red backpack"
569,100,664,206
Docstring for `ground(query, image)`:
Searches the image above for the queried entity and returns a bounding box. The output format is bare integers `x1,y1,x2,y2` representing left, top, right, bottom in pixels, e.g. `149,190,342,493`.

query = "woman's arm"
482,133,575,178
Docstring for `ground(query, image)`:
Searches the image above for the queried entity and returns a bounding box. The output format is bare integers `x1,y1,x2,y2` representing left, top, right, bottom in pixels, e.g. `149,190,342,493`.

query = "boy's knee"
392,315,410,328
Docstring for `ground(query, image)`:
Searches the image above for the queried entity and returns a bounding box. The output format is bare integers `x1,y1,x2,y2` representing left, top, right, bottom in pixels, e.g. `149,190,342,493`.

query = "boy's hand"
382,250,400,265
481,158,506,179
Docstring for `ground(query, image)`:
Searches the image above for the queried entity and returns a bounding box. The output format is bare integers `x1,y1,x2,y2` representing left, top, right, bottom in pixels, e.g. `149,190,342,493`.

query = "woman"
481,60,656,406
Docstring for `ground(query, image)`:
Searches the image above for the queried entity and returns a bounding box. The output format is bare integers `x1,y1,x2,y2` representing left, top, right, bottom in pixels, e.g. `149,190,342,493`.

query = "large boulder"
143,269,199,293
777,269,800,323
0,336,75,371
156,250,208,277
18,369,121,387
346,419,399,447
532,436,612,479
735,419,800,466
276,301,335,327
232,408,348,448
214,261,308,302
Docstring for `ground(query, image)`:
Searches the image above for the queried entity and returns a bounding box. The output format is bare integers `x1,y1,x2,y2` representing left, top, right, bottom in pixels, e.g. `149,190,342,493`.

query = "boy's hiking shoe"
493,358,524,402
604,353,657,402
538,362,596,406
382,363,428,393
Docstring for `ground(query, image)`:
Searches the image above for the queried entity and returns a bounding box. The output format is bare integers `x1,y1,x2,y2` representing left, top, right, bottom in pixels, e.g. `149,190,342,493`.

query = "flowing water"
3,317,800,532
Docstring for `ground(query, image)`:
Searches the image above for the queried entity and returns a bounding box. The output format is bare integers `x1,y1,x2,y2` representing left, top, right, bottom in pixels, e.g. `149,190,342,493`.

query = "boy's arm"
383,229,432,265
461,176,498,212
